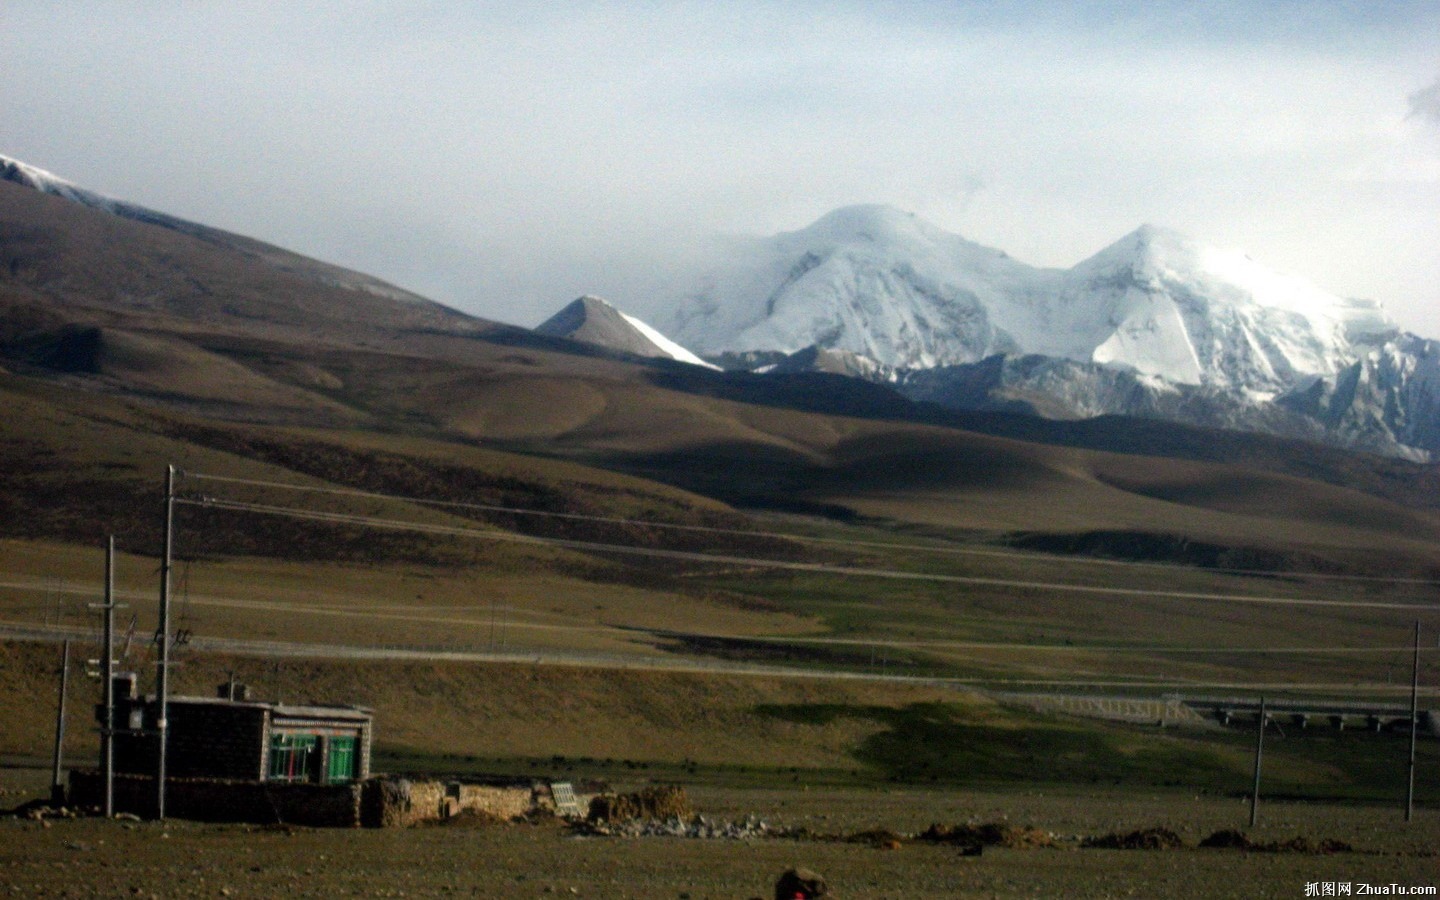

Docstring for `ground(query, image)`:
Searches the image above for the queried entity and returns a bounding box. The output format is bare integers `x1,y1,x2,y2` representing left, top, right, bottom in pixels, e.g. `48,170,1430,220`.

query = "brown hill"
1,171,1438,586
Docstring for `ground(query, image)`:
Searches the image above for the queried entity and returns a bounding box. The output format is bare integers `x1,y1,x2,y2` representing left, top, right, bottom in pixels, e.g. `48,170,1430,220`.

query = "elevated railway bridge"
997,691,1438,736
1182,696,1437,736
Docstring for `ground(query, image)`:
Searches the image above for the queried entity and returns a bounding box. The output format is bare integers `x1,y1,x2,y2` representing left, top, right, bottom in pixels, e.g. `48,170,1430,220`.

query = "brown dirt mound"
586,785,692,823
434,809,505,828
1197,828,1249,849
843,828,905,849
917,822,1056,849
1199,830,1354,854
1082,827,1186,850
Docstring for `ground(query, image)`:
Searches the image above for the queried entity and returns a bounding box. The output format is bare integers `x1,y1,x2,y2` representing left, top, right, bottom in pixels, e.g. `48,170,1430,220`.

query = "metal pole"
156,464,175,821
1407,621,1420,823
103,536,116,818
1249,695,1266,828
51,640,71,806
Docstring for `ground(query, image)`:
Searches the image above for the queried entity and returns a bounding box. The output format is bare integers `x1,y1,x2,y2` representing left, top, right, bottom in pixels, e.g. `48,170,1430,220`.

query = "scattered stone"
578,813,773,840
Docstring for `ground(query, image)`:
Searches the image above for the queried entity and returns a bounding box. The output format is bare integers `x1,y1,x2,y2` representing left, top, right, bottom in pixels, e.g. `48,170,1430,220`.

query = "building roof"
161,693,373,722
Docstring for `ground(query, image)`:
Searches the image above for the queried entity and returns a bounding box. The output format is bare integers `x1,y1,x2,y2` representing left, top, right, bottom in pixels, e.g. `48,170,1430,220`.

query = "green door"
326,735,357,784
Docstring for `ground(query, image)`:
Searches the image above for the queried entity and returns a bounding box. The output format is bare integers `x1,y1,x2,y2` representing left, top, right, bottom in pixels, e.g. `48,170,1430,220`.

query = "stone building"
72,676,577,826
106,674,372,785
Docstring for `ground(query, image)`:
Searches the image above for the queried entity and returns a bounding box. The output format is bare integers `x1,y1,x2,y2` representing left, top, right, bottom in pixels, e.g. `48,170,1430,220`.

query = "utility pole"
1249,696,1266,828
1406,621,1420,823
156,465,176,821
50,640,70,806
97,537,120,817
86,541,127,816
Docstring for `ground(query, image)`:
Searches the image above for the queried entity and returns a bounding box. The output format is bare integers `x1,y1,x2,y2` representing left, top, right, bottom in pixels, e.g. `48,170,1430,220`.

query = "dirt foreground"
3,777,1437,899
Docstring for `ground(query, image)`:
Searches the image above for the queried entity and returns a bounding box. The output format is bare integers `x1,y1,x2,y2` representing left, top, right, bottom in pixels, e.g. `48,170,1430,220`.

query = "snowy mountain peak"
1062,224,1400,389
1089,223,1192,268
792,204,941,246
2,153,123,211
653,206,1435,459
1080,223,1393,331
536,296,715,368
662,207,1048,369
659,203,1400,390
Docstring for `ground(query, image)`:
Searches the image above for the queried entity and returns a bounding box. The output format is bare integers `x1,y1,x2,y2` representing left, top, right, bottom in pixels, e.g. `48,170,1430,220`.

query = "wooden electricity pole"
1249,696,1266,828
87,537,124,816
50,640,70,806
156,465,175,821
1406,621,1420,823
101,537,117,817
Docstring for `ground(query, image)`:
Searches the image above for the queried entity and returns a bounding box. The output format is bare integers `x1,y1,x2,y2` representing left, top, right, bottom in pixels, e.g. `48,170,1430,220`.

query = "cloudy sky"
5,1,1439,337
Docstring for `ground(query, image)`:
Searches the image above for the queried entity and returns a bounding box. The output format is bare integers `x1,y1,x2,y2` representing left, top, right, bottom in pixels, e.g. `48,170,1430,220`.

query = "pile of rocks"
579,813,774,840
6,801,84,823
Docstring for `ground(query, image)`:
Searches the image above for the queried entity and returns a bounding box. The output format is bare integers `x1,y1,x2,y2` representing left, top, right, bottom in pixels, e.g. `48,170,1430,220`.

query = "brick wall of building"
167,704,268,780
69,771,364,827
69,772,558,828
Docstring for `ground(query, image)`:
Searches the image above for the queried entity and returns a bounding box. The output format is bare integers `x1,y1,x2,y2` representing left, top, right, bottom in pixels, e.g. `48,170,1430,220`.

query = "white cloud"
2,2,1438,338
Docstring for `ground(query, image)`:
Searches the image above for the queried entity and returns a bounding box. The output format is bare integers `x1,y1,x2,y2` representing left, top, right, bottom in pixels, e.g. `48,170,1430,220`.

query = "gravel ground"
3,781,1437,899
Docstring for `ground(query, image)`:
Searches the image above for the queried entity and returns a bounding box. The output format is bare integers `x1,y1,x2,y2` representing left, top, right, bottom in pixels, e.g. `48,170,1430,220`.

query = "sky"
4,1,1439,337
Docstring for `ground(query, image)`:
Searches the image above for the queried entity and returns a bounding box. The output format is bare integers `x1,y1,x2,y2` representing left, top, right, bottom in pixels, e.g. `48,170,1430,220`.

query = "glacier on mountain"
666,206,1051,370
653,205,1434,461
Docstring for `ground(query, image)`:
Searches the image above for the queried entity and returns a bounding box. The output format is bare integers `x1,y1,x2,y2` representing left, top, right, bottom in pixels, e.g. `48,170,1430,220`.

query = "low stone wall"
69,771,363,827
361,776,547,827
69,771,564,828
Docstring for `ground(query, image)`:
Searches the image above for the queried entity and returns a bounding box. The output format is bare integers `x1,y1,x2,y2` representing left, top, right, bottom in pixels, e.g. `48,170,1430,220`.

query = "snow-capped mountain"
665,205,1051,369
536,295,715,368
655,205,1437,460
662,206,1396,383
